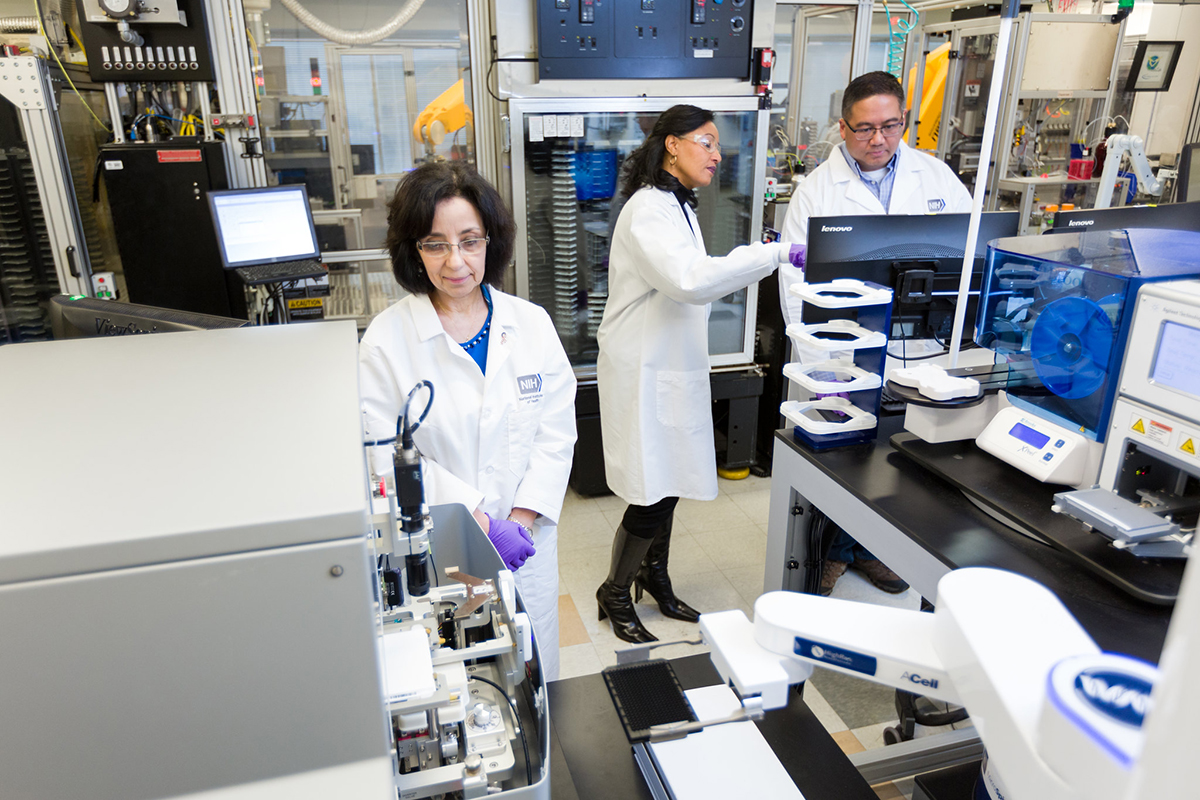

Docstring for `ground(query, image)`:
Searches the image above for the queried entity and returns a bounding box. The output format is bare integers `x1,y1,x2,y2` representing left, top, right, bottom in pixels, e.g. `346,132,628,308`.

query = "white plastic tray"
783,360,882,394
789,279,892,309
780,398,878,435
786,319,887,351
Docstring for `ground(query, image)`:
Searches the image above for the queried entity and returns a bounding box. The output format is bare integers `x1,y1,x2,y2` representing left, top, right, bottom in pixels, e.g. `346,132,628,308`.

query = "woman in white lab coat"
359,162,577,681
595,105,804,643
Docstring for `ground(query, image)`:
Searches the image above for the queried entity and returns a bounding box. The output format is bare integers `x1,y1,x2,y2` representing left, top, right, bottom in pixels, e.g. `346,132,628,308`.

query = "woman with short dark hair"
595,105,805,643
360,161,577,680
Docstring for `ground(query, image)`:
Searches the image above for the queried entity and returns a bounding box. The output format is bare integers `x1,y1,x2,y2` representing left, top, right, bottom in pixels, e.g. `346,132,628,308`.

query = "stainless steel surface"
847,728,984,785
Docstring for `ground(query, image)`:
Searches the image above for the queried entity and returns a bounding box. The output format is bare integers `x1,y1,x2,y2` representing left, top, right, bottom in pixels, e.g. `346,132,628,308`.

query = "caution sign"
1183,438,1196,456
287,298,323,309
1132,418,1146,434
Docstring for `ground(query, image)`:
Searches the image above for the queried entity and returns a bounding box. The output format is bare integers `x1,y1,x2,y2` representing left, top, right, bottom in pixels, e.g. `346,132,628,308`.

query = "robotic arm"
413,78,473,158
1095,134,1163,209
701,565,1189,800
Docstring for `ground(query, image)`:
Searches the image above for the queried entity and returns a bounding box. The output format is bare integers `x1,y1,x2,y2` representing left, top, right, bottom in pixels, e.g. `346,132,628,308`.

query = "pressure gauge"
99,0,138,20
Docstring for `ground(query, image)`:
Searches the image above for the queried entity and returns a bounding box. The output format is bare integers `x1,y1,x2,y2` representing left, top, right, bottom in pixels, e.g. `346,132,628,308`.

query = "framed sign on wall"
1125,40,1184,92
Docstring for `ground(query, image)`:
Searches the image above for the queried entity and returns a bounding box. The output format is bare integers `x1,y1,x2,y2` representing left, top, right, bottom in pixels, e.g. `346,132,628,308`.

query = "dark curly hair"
384,162,516,294
619,104,716,205
842,71,905,121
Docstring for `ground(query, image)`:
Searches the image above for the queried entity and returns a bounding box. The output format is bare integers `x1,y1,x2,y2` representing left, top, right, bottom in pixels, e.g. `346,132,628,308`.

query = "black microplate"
601,660,697,743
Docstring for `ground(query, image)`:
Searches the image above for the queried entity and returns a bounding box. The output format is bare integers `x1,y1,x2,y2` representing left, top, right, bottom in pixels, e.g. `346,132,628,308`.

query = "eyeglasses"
685,134,721,155
416,236,489,257
845,121,905,141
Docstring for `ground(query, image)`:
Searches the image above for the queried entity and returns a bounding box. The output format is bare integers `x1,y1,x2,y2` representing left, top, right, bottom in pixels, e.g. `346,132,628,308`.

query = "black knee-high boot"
633,515,701,622
596,526,658,643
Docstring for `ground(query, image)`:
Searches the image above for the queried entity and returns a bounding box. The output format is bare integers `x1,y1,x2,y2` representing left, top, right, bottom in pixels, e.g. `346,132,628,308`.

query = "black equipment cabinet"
101,141,247,319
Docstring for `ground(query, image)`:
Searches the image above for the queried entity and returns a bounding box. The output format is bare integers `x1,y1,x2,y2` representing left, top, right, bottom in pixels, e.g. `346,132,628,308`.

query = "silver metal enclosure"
0,322,390,800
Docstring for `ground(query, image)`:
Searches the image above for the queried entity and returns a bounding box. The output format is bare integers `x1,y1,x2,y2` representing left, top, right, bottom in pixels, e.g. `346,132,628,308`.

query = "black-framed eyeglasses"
845,121,905,141
416,236,490,257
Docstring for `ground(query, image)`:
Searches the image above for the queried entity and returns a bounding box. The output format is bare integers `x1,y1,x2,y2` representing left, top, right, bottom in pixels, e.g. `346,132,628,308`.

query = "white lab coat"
359,289,577,681
779,140,972,325
597,186,792,506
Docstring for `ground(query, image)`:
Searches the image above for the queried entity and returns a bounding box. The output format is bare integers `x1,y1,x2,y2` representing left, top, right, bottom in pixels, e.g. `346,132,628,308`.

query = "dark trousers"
620,496,679,539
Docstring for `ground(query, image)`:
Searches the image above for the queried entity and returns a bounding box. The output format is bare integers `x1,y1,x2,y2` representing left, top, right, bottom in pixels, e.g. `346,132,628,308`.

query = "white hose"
279,0,428,46
0,17,38,33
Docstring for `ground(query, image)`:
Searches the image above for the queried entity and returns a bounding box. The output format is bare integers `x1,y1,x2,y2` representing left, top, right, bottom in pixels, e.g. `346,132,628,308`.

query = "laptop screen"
208,185,320,268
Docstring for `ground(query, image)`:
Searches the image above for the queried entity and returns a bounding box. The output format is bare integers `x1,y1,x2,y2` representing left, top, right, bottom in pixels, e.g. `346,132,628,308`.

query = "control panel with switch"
536,0,755,80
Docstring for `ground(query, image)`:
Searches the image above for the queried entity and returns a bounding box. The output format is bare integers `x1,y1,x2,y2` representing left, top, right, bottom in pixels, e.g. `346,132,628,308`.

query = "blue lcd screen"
1009,422,1050,449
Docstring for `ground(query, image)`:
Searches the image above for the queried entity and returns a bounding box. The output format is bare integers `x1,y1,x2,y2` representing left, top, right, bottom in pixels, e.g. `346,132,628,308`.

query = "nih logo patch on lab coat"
928,198,946,212
518,374,543,394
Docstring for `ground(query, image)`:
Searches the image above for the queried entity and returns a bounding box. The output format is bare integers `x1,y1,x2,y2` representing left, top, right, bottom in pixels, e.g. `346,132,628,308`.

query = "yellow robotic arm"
412,78,473,154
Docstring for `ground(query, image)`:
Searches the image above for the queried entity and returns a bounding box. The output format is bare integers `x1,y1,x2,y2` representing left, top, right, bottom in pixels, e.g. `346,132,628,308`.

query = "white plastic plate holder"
789,279,892,309
783,360,882,394
780,398,878,435
890,364,982,402
786,320,886,352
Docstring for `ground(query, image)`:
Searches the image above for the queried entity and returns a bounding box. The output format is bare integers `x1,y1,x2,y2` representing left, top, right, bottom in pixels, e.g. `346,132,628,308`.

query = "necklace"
460,286,493,351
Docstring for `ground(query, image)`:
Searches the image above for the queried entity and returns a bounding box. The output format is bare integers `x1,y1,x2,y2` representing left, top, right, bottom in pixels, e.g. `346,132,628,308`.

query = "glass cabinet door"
511,99,766,375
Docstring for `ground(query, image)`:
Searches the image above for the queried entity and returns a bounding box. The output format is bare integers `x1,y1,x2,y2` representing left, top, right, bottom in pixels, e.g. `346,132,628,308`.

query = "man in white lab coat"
779,71,971,595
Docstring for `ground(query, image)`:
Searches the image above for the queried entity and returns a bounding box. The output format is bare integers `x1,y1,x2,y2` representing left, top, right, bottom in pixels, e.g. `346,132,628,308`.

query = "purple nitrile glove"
788,243,806,271
485,514,536,571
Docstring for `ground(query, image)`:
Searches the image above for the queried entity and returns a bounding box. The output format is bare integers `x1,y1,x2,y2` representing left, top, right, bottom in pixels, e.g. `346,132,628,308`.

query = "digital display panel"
1151,321,1200,399
1008,422,1050,449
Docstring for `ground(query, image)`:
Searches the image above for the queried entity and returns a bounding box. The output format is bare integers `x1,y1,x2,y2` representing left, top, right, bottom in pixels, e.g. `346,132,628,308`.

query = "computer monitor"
207,185,320,269
803,211,1021,349
1052,200,1200,233
48,295,247,339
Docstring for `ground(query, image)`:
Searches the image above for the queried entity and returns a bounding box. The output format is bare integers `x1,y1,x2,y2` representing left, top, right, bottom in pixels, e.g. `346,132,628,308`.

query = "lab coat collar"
410,287,518,341
829,140,924,212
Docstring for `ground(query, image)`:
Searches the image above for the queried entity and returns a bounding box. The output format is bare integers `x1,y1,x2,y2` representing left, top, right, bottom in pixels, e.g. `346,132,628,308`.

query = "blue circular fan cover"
1029,296,1115,399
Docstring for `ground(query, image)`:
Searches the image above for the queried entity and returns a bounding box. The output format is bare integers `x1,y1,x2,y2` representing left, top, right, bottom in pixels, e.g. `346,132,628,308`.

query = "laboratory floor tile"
810,666,898,731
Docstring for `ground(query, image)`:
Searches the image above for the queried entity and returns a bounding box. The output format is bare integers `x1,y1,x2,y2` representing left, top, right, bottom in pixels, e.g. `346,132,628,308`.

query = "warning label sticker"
287,297,322,309
1146,419,1173,445
1182,438,1196,456
1132,418,1145,434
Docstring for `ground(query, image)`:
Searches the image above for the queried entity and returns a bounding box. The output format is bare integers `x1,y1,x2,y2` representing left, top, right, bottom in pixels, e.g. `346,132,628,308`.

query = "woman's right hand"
484,513,537,570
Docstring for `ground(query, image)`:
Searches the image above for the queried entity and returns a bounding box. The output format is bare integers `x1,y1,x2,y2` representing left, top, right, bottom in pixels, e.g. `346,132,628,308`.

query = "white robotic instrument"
371,384,550,800
701,556,1197,800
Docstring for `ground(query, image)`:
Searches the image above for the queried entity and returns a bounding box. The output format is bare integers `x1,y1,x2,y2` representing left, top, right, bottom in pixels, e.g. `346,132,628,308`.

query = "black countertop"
548,655,877,800
775,417,1173,664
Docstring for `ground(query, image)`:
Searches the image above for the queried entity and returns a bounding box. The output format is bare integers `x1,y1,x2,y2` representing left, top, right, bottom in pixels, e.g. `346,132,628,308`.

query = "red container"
1068,159,1095,180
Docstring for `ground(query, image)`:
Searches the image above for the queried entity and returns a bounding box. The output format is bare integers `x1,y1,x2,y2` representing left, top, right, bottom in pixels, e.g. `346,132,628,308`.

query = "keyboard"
234,260,326,286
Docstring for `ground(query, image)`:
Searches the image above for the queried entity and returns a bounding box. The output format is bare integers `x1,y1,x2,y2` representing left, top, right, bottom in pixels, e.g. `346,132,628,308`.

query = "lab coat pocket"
507,406,540,476
655,369,709,431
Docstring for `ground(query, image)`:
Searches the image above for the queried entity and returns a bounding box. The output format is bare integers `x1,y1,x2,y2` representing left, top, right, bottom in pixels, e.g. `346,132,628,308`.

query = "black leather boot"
596,526,658,643
633,515,701,622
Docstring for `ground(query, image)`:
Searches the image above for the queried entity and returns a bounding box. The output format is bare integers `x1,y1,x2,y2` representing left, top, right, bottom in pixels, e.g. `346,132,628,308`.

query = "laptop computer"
207,185,327,286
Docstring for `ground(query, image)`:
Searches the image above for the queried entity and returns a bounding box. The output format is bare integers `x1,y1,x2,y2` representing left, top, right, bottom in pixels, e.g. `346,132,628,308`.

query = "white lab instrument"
891,363,981,402
700,554,1200,800
970,229,1200,487
1051,280,1200,557
976,405,1098,486
0,324,395,800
